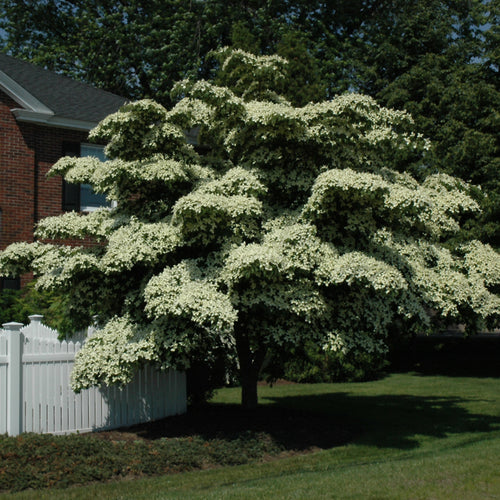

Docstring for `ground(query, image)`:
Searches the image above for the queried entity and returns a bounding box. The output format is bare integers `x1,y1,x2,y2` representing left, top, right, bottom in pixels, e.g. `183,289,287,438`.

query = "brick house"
0,53,127,289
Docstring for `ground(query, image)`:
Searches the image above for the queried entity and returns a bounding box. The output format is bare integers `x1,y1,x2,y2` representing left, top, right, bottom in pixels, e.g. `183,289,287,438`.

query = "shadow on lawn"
108,404,353,452
261,390,500,450
94,339,500,453
100,386,500,454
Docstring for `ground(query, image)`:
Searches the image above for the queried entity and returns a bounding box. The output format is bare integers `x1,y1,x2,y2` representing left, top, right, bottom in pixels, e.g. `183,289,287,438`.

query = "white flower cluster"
101,219,181,273
316,252,408,292
219,48,288,73
0,241,48,277
35,209,116,241
223,242,284,283
71,315,159,391
90,99,190,162
199,167,267,198
304,167,479,238
33,247,99,291
172,79,243,116
462,240,500,286
144,262,238,335
0,241,98,291
173,192,263,244
371,229,500,323
2,49,498,390
166,97,213,130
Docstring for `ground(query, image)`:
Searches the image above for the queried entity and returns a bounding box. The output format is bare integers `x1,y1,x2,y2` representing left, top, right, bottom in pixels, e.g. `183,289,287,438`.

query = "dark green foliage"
186,352,238,407
229,20,261,54
264,341,388,384
389,334,500,378
0,401,354,493
0,282,77,336
276,31,327,106
0,288,19,325
0,400,351,494
0,1,209,107
0,430,285,492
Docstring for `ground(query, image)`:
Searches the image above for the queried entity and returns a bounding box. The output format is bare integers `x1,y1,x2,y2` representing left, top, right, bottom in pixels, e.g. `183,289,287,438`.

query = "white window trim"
79,144,115,212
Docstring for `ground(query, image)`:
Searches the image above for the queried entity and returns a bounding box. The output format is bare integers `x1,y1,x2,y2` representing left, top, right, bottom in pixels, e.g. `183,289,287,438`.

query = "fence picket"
1,315,186,436
0,334,8,434
46,340,55,433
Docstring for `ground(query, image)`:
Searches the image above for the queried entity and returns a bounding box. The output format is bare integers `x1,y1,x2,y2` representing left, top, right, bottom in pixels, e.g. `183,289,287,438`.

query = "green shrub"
0,428,285,493
0,288,21,325
0,282,78,336
264,341,388,384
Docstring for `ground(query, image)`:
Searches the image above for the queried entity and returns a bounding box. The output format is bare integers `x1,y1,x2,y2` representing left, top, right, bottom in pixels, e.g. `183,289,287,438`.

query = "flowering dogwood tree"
1,50,499,408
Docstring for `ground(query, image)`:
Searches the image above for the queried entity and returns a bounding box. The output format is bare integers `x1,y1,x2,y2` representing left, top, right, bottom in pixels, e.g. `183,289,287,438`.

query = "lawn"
4,366,499,499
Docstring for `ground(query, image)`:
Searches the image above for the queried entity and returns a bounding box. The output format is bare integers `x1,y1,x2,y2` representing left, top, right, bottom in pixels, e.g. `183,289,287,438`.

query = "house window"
62,142,111,212
79,144,109,212
0,277,20,291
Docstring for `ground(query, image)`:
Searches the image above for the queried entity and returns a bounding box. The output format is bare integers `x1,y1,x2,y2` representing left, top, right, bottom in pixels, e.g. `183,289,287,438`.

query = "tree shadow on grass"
260,391,500,450
102,404,353,452
95,389,500,454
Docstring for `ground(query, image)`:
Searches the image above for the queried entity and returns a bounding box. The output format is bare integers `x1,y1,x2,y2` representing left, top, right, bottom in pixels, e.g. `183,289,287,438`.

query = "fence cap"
2,322,24,330
28,314,44,323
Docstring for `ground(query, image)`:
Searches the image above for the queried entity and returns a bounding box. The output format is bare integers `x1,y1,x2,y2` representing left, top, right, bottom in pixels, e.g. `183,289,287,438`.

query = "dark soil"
88,403,353,456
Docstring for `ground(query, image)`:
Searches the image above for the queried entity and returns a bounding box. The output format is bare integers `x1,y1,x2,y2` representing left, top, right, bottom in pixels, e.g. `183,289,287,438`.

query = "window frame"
79,143,110,212
62,142,111,212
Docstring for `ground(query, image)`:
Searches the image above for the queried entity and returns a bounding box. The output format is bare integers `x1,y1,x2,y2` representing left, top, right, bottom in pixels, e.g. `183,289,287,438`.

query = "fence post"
3,322,24,436
28,315,44,338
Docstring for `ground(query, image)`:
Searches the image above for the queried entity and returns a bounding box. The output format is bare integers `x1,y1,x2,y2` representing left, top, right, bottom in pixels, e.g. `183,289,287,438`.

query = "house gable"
0,55,127,288
0,53,127,131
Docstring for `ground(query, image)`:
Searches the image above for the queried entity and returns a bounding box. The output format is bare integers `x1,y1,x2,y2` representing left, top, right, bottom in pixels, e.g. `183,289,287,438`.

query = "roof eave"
12,108,97,131
1,68,97,131
0,69,54,114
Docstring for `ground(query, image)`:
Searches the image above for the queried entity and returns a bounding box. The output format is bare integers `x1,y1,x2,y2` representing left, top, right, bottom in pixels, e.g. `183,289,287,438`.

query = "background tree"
1,50,499,408
0,0,211,105
1,1,497,244
358,1,500,245
276,31,327,106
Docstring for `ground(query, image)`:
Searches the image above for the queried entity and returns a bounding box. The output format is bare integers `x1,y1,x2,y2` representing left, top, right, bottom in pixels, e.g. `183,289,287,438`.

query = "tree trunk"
240,369,259,410
235,328,266,409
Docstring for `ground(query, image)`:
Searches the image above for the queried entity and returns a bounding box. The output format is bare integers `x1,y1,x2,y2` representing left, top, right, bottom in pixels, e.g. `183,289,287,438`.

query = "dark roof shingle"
0,53,127,122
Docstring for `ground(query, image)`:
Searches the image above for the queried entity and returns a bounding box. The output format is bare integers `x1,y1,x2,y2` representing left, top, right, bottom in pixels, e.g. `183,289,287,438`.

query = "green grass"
5,371,499,499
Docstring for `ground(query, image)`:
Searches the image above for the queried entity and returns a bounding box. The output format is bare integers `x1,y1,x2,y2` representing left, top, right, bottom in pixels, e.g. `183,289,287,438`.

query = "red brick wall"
1,91,35,249
0,91,90,286
20,122,88,223
1,90,89,250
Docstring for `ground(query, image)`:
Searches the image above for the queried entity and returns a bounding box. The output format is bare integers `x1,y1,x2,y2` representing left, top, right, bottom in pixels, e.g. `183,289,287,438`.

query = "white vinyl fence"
0,315,186,436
